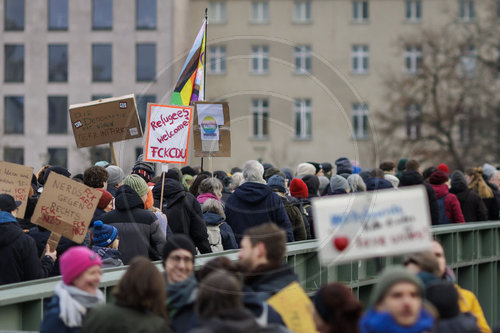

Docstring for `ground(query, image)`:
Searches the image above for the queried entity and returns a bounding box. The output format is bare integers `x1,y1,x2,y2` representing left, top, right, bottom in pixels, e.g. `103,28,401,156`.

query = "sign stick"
209,155,214,175
41,232,61,259
159,164,168,209
110,142,118,166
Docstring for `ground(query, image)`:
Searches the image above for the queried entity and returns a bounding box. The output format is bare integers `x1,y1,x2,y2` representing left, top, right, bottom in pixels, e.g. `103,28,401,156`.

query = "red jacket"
431,184,465,223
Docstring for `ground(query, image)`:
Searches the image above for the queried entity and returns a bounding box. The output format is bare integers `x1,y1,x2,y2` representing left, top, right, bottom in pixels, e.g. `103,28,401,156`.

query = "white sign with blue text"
312,186,432,266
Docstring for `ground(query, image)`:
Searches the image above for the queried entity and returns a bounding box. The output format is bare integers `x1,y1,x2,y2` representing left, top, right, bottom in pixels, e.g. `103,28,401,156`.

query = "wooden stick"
159,168,166,209
110,142,118,166
41,232,61,259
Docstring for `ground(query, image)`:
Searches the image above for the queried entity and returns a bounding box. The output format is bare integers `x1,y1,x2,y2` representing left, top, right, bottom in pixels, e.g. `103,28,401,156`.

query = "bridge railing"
1,221,499,331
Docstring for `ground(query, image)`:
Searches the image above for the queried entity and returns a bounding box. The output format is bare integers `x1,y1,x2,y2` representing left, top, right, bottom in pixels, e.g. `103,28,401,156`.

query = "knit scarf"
54,281,105,327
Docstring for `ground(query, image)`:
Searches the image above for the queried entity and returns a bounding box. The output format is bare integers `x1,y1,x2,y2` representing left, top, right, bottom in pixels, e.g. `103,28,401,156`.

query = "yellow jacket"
456,284,491,333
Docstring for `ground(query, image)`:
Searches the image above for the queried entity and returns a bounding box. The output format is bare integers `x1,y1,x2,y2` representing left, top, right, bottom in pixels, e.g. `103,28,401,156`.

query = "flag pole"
201,8,208,172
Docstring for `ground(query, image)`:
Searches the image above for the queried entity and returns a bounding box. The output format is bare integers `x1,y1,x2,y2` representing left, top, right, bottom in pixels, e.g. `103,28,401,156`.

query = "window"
4,96,24,134
294,99,312,139
209,1,226,24
4,0,24,31
89,147,111,164
294,1,311,23
48,147,68,168
3,147,23,164
208,45,226,74
459,45,476,77
136,0,156,29
352,103,369,139
251,45,269,74
251,1,269,23
458,116,470,145
92,44,112,82
294,45,312,74
135,147,143,160
353,1,369,22
252,99,269,138
352,45,369,74
458,0,474,21
48,96,68,134
92,0,112,30
48,0,68,30
136,95,156,131
48,44,68,82
404,45,422,73
406,104,422,140
4,44,24,82
136,43,156,82
405,0,421,21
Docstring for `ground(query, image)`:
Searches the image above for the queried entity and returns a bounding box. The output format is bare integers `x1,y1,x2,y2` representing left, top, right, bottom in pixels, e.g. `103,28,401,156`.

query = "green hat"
369,266,424,307
123,174,149,197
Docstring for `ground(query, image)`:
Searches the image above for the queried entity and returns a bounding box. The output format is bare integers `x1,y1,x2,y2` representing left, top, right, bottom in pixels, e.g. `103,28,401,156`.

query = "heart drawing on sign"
333,236,349,251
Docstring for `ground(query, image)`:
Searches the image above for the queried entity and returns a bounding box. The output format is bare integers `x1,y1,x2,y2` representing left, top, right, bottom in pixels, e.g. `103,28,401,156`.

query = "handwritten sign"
267,282,318,333
0,161,33,218
312,186,432,266
193,102,231,157
31,173,101,244
69,94,142,148
144,104,193,164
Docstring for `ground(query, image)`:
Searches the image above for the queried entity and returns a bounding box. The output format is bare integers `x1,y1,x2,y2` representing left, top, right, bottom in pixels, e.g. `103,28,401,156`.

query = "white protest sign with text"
144,104,193,164
312,186,432,266
0,161,33,218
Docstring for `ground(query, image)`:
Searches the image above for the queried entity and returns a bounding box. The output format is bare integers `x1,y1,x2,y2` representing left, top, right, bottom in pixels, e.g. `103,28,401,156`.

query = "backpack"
206,222,224,252
437,194,451,224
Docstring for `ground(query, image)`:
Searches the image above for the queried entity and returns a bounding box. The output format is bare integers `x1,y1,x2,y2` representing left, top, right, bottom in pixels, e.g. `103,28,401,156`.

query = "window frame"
294,45,312,74
92,43,113,82
4,96,24,135
48,0,68,31
251,1,269,24
458,0,475,22
136,0,157,30
405,0,422,21
405,103,422,140
352,102,369,139
136,43,156,82
48,95,68,134
48,44,68,82
352,0,369,22
293,0,312,23
209,1,227,24
208,45,227,75
294,98,312,139
252,98,269,139
251,45,269,75
404,45,423,74
92,0,113,30
4,44,24,83
351,44,369,74
4,0,25,31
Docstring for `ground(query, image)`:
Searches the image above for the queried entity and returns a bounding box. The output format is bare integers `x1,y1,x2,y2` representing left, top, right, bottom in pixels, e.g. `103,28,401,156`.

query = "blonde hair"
467,167,494,199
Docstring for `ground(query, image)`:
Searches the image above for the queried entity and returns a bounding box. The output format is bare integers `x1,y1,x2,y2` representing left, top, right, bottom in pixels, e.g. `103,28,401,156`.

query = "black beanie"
43,166,71,184
162,234,196,262
425,281,460,319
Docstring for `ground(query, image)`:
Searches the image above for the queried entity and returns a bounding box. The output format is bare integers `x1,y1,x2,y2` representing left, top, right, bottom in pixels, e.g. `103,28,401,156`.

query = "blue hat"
267,175,286,193
92,220,118,247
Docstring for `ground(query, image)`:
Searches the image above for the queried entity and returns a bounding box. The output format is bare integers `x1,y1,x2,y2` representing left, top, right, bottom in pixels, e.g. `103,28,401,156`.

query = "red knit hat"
437,163,450,174
289,178,309,199
96,188,112,210
429,171,449,185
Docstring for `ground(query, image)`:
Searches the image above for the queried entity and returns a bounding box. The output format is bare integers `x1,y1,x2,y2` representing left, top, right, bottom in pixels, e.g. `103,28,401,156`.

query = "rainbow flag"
170,20,206,106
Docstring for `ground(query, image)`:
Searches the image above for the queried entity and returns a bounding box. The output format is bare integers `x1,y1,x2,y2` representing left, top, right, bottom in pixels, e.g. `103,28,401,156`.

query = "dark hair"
113,257,167,319
379,161,395,172
422,166,437,181
403,252,440,277
244,223,286,265
36,165,51,186
370,168,385,179
213,170,230,187
405,159,420,172
189,174,211,197
83,166,109,189
199,177,223,197
195,270,243,320
196,256,239,282
264,167,285,181
314,283,362,333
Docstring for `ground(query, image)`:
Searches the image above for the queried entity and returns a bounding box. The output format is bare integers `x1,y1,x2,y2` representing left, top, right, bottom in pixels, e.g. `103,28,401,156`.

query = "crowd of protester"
1,156,500,332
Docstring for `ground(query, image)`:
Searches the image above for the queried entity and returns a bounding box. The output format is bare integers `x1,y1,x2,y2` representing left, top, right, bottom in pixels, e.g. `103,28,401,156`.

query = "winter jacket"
166,274,198,333
153,179,211,254
430,184,465,223
434,313,480,333
100,185,166,264
202,212,238,250
399,171,440,225
40,295,80,333
456,285,491,333
197,192,220,205
296,197,314,238
188,308,261,333
91,246,123,268
225,182,294,244
0,211,54,285
82,300,171,333
244,264,299,303
359,308,434,333
365,178,394,191
279,195,307,241
450,173,488,222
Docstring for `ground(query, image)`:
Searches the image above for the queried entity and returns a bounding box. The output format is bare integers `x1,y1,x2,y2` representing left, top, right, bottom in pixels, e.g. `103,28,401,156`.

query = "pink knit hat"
60,246,102,285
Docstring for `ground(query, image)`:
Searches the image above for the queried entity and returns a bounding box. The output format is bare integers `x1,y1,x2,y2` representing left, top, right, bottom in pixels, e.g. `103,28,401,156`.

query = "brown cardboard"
31,173,102,244
69,94,143,148
193,102,231,157
0,161,34,218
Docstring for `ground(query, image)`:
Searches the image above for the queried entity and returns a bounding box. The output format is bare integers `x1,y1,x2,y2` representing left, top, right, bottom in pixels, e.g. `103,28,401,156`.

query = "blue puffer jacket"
202,212,238,250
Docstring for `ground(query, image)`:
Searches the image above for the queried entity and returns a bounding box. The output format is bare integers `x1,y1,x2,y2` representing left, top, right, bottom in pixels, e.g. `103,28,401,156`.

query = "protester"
302,174,321,198
329,175,350,194
225,160,294,243
0,194,57,284
100,175,166,264
105,165,125,196
91,221,123,267
335,157,353,179
40,247,105,333
189,173,212,197
380,161,399,188
466,167,500,220
449,170,488,222
348,174,367,193
289,177,314,238
229,172,244,192
197,177,223,204
131,156,155,183
83,166,109,189
429,171,465,224
201,199,238,251
81,257,170,333
295,162,316,178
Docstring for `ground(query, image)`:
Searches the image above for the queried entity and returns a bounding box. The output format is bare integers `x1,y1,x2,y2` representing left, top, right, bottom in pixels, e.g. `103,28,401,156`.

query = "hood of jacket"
197,308,260,332
114,185,145,211
450,170,468,193
152,178,186,206
431,183,450,199
399,171,423,187
232,182,274,205
365,178,394,191
203,212,225,226
0,212,23,247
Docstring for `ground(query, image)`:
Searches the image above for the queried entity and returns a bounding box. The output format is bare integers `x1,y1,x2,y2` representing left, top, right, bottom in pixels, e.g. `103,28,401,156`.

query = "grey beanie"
330,175,349,192
482,163,496,181
267,175,286,193
369,266,424,307
106,165,125,186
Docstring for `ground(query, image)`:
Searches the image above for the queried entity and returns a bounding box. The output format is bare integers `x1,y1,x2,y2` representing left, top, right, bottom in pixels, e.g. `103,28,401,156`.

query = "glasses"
168,255,193,264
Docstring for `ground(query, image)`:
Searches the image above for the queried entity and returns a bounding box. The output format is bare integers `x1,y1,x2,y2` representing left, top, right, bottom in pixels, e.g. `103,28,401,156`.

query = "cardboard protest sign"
31,173,101,244
0,161,33,218
193,102,231,157
267,282,318,333
144,104,193,164
312,186,432,266
69,94,142,148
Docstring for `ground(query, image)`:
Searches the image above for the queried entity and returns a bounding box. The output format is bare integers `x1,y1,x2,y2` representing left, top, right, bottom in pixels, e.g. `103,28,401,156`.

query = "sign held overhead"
0,161,33,218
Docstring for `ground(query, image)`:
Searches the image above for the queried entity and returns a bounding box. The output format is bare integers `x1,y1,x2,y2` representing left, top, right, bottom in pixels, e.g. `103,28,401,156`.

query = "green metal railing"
1,221,499,331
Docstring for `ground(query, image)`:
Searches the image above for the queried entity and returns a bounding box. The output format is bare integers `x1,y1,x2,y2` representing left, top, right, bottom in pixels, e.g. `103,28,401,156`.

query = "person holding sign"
0,194,57,285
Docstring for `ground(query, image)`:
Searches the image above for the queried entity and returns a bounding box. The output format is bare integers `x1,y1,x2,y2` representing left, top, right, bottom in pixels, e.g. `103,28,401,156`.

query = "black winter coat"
153,179,211,254
244,263,299,303
100,185,166,264
0,212,54,285
450,188,488,222
434,313,480,333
